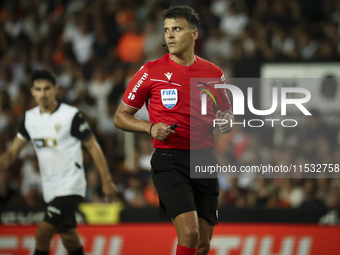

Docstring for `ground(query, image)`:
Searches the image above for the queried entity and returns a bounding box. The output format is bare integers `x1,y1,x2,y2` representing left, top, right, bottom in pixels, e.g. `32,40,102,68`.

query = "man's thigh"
151,149,196,219
192,177,219,225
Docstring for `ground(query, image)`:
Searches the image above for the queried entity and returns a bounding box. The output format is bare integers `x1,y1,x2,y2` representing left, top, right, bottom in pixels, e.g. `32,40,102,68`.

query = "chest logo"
164,72,173,81
55,124,62,133
33,138,57,148
161,89,178,109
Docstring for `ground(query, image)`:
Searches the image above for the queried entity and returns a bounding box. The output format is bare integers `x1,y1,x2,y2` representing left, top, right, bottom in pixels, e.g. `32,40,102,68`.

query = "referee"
114,6,234,255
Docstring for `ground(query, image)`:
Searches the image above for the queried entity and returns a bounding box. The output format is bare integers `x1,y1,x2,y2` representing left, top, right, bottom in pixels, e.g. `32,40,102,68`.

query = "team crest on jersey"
55,123,62,133
161,89,177,109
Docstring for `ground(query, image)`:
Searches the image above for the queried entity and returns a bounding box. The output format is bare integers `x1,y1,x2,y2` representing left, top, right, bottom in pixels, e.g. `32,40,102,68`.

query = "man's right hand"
150,123,175,141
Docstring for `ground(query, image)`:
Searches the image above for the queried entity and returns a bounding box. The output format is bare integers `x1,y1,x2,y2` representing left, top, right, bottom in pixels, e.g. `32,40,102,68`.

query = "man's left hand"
102,180,117,203
216,110,233,133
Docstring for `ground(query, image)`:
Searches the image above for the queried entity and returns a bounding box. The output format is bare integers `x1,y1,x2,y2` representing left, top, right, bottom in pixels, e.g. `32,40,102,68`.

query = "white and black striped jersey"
17,103,92,203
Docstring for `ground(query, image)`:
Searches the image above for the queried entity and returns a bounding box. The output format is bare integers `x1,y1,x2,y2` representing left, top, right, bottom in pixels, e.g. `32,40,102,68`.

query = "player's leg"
197,217,214,255
35,195,84,255
172,211,199,248
151,149,198,254
192,151,220,254
34,221,58,254
59,228,84,255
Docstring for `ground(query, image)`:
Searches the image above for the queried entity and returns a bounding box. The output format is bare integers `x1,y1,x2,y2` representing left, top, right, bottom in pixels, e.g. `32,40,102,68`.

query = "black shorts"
43,195,83,232
151,148,220,225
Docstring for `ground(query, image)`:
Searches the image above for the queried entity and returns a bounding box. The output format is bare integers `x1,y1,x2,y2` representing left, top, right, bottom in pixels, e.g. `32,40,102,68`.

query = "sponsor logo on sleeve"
128,93,135,100
132,73,148,93
79,122,90,132
221,74,226,82
127,73,148,101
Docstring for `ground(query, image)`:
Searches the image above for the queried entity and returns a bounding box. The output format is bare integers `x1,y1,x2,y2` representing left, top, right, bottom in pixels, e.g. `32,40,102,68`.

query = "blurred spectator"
123,175,147,208
20,157,42,199
116,21,145,63
223,178,247,206
266,189,291,208
299,179,327,209
144,20,165,61
219,4,248,39
203,27,233,61
316,178,331,205
88,67,114,112
4,12,23,40
0,170,25,207
85,167,103,202
144,177,159,207
296,31,319,60
136,135,154,172
327,187,340,209
279,179,305,208
0,67,19,102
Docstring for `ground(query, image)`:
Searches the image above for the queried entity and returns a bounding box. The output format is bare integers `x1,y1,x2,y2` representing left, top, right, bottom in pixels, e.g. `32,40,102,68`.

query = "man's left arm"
71,112,117,202
216,70,235,133
83,135,117,202
216,109,235,133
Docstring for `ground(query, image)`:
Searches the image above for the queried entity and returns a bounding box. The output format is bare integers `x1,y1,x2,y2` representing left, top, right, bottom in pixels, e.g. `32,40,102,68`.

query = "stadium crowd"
0,0,340,211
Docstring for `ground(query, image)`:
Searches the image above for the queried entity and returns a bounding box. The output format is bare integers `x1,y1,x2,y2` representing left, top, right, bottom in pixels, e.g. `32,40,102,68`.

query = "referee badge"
161,89,178,109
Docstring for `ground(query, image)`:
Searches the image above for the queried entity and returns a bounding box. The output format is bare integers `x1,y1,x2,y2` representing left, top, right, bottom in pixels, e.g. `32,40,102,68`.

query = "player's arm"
0,137,28,172
82,135,117,202
114,64,174,140
215,70,235,133
114,103,174,141
71,112,117,202
113,103,151,133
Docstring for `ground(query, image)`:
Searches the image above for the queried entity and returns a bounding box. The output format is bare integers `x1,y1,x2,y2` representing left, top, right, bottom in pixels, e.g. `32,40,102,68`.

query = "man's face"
31,79,57,108
164,17,198,55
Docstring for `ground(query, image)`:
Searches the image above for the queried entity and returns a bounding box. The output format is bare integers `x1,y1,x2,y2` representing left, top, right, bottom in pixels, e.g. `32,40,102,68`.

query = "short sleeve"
17,116,30,141
70,112,92,141
122,64,151,109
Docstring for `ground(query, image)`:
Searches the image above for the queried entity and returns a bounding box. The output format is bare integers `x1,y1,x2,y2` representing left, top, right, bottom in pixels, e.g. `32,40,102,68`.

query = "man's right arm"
113,104,174,141
0,137,28,172
113,103,151,133
114,63,174,140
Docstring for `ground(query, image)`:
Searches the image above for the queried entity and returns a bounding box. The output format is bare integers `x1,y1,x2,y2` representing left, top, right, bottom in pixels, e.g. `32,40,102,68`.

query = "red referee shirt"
122,53,231,150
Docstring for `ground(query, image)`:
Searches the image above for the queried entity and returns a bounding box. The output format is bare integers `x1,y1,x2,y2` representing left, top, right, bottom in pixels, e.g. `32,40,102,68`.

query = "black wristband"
149,123,155,138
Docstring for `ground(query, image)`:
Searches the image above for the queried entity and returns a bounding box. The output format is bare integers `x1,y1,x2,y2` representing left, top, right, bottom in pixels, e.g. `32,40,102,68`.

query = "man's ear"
54,85,59,95
192,29,199,41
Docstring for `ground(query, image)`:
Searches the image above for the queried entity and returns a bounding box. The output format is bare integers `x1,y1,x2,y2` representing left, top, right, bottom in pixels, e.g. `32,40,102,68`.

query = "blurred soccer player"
0,70,117,255
114,6,234,255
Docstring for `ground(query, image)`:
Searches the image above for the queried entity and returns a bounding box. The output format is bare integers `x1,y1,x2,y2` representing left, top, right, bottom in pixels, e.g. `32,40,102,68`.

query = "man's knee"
179,226,199,245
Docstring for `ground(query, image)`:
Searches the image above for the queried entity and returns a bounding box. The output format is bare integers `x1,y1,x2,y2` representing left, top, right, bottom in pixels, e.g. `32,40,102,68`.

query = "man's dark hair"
31,70,56,87
162,6,200,29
